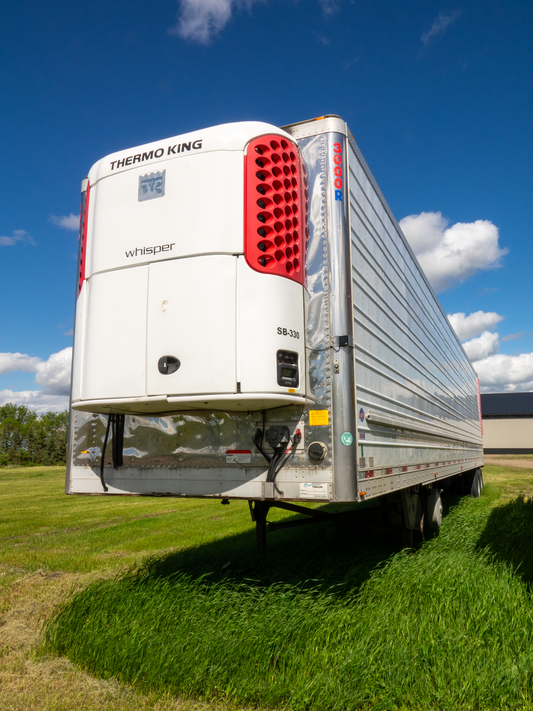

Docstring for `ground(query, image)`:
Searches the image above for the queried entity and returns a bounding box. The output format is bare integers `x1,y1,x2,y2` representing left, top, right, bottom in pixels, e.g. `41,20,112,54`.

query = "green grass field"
2,464,533,710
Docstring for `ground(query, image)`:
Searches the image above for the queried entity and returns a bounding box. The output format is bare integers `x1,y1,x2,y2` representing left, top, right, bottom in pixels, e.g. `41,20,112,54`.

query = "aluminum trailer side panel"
285,116,483,501
346,125,484,496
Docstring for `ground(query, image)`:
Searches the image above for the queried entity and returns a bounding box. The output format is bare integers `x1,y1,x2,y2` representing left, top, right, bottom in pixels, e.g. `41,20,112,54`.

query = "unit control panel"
277,350,299,387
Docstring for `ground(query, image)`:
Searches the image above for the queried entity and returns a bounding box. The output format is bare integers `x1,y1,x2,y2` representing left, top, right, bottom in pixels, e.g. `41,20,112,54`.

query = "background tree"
0,405,68,466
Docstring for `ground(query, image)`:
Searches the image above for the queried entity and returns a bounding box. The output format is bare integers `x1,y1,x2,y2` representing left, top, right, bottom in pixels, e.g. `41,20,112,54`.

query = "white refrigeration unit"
67,116,484,545
72,123,308,414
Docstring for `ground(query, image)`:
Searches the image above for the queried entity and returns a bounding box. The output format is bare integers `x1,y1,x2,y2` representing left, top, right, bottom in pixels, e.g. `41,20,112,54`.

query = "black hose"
253,418,302,496
111,414,125,468
253,411,271,464
274,429,302,476
99,414,125,492
266,430,302,496
99,417,111,492
266,449,283,482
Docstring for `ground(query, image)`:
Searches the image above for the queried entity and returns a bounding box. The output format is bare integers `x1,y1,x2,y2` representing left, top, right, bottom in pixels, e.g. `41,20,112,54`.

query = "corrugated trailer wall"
346,133,483,497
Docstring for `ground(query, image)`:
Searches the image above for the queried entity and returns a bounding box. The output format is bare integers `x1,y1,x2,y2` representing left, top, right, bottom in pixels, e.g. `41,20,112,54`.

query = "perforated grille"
244,134,308,284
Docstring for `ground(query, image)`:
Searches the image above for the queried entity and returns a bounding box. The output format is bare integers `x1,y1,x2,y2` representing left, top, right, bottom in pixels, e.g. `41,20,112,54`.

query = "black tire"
470,468,482,498
426,488,443,530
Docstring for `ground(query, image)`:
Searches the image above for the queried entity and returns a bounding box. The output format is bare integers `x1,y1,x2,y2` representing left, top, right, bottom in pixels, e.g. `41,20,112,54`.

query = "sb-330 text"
277,327,300,339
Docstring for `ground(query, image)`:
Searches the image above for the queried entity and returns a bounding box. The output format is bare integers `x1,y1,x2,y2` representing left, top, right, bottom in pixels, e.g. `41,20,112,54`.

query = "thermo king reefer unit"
67,116,484,542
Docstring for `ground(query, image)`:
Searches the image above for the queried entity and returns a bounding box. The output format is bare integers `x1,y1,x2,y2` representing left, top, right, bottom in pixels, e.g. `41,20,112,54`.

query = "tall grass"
43,486,533,710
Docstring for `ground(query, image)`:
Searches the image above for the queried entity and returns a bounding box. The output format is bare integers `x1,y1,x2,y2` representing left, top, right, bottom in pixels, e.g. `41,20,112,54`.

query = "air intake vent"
244,135,308,285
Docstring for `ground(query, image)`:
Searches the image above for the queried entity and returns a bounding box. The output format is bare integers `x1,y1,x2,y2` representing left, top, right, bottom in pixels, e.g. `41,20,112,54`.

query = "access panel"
146,255,237,398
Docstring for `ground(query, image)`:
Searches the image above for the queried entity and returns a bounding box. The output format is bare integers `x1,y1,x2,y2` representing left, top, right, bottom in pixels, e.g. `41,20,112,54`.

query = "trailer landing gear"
248,499,399,550
248,470,480,549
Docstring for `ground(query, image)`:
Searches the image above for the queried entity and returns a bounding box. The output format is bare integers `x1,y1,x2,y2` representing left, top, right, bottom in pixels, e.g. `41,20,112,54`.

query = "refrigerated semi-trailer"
66,115,484,542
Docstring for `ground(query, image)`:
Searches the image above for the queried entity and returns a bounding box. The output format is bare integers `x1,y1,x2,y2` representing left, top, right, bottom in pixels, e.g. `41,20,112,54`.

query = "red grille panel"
77,181,90,296
244,134,308,284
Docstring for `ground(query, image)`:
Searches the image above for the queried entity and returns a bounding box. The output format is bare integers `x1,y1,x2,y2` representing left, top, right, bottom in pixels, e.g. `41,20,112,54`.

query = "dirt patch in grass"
485,455,533,468
0,568,224,710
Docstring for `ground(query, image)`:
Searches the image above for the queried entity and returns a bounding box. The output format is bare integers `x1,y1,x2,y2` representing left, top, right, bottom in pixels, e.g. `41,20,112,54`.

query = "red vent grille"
244,134,308,284
77,181,90,296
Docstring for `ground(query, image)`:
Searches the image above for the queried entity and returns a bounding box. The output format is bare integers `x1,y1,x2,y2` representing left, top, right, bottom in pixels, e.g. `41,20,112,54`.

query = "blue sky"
0,0,531,411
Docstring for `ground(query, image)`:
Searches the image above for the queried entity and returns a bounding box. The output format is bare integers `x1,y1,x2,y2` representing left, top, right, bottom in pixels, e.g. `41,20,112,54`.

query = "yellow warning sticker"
288,388,296,393
309,409,329,426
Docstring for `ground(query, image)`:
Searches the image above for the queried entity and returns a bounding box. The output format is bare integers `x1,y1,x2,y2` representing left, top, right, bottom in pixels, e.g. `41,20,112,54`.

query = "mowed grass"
3,464,533,709
38,464,533,711
0,465,266,574
0,465,295,710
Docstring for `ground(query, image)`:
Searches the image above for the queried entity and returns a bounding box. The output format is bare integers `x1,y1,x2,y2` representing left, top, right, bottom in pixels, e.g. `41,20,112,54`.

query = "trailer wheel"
426,488,443,530
470,468,483,498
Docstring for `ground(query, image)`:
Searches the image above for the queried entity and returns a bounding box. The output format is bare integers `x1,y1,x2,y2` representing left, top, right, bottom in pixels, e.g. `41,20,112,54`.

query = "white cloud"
0,389,69,413
421,11,461,47
400,211,508,292
0,347,72,398
63,329,74,337
448,311,504,341
0,229,36,247
462,331,499,362
49,213,79,231
35,348,72,396
169,0,261,43
170,0,338,43
444,312,533,392
475,353,533,393
319,0,339,15
0,352,42,374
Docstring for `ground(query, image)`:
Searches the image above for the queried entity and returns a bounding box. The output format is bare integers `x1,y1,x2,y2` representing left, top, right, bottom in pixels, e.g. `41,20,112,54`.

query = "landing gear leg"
249,500,271,550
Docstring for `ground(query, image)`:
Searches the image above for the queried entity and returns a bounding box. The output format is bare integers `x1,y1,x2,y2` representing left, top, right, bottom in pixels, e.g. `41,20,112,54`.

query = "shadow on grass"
132,496,460,596
476,495,533,586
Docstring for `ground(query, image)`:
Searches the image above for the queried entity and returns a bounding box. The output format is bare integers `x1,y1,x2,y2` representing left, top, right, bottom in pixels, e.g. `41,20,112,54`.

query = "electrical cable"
266,449,282,482
99,417,111,492
307,345,354,353
252,410,271,464
274,429,302,476
266,449,284,496
99,413,125,493
252,416,302,496
265,429,303,496
111,414,125,468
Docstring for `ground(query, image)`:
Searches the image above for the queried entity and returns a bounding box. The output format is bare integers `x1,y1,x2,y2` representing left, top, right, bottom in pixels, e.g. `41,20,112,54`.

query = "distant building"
481,393,533,454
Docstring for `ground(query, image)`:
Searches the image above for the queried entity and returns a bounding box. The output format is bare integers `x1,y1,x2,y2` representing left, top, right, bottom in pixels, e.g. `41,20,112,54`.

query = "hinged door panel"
146,256,237,397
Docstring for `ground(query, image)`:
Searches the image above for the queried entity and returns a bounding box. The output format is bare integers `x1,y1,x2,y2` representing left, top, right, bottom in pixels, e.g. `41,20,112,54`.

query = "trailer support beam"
248,499,400,548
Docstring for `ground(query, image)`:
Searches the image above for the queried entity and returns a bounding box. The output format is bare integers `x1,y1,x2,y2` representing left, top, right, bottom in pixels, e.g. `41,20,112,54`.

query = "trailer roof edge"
281,115,347,139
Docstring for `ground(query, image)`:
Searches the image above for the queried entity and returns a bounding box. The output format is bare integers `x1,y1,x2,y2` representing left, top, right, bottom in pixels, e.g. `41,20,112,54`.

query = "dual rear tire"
400,467,483,536
426,488,443,530
464,467,484,498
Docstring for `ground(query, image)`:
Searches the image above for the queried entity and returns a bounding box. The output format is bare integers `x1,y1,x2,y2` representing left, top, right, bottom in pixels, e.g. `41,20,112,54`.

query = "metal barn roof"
481,392,533,418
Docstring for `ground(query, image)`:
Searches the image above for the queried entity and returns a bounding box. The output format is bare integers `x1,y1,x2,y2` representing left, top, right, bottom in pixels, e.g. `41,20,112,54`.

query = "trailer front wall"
66,129,337,500
66,117,484,503
346,133,484,495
